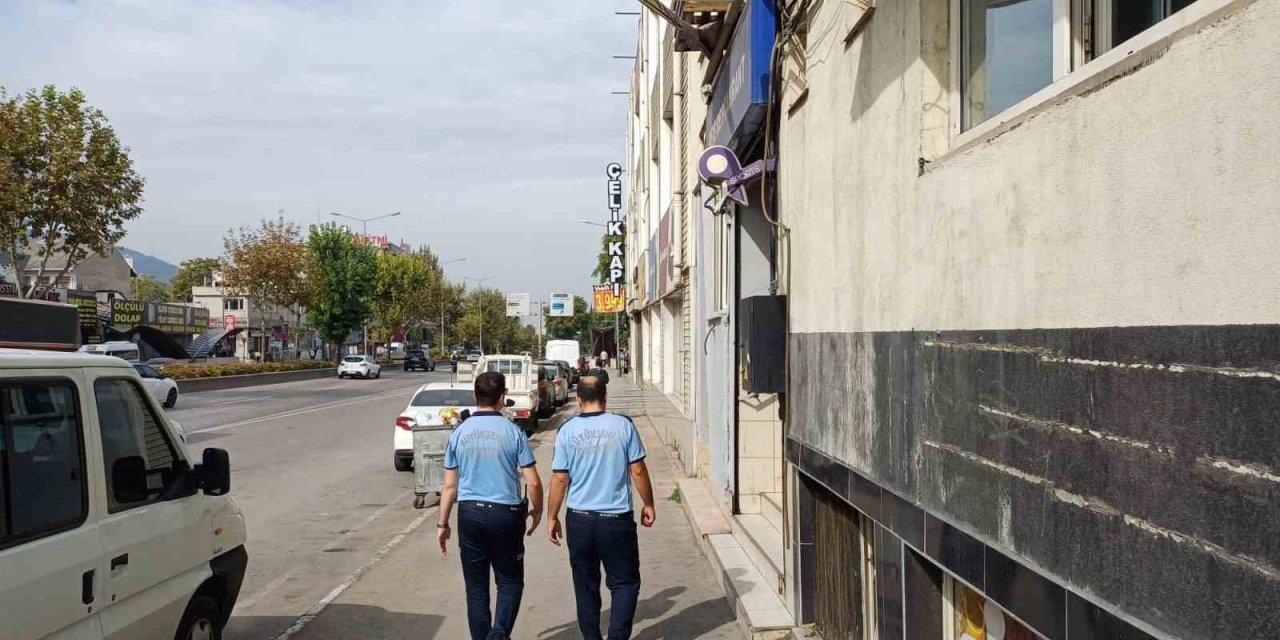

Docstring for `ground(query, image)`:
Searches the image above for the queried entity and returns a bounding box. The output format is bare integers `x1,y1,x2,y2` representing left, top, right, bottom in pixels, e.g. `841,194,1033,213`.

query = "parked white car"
338,355,381,379
133,363,180,408
393,382,478,472
0,348,246,640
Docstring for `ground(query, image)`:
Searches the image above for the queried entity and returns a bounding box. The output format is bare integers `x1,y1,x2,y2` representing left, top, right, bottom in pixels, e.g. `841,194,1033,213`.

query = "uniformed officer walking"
437,371,544,640
547,372,656,640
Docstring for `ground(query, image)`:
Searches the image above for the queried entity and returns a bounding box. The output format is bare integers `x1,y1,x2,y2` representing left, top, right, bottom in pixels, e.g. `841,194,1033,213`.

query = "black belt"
568,509,633,520
459,500,526,512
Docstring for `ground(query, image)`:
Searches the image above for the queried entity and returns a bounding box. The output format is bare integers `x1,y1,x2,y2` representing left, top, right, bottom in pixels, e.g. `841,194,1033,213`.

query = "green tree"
370,251,432,343
306,224,377,362
433,281,466,357
222,217,306,361
0,86,145,299
455,288,531,353
130,274,169,303
168,257,220,302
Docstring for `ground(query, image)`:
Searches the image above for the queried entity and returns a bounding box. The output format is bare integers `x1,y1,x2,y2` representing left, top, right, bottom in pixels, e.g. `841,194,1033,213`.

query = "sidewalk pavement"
607,373,796,640
289,383,742,639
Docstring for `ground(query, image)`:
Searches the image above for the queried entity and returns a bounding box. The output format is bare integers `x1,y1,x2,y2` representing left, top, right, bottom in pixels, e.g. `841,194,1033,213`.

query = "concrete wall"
781,0,1280,638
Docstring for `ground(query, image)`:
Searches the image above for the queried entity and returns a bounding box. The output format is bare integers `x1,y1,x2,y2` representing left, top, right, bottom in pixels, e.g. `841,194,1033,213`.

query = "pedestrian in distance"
437,371,544,640
547,371,656,640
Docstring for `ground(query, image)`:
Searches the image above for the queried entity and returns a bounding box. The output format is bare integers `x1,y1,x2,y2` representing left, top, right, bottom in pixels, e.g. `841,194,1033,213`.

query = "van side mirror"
111,456,150,504
505,399,515,407
201,448,231,496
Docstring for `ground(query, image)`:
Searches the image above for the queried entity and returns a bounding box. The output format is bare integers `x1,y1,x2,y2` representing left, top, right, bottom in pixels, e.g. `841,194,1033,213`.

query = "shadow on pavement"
231,604,446,639
633,597,737,640
536,586,735,640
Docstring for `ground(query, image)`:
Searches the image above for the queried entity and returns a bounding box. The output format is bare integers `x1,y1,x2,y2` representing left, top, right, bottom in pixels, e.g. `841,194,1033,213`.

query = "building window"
960,0,1058,130
957,0,1204,132
1092,0,1200,55
224,298,244,311
944,577,1039,640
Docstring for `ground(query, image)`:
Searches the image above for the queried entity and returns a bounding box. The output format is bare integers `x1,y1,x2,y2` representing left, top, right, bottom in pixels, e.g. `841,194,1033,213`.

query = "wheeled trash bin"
412,409,461,509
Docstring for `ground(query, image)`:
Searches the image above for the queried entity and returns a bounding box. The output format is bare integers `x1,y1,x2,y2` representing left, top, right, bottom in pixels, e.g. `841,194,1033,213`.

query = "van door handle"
110,553,129,570
82,570,95,604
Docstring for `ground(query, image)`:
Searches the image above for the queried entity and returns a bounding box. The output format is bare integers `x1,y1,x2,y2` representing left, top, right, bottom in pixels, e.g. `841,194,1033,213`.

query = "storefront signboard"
704,0,777,153
593,285,625,314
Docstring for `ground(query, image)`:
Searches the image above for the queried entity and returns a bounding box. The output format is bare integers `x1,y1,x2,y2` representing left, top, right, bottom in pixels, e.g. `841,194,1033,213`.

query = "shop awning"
188,326,244,359
105,325,192,360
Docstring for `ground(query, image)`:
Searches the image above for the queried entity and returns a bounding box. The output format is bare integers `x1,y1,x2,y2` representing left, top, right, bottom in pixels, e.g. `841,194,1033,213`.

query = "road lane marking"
187,395,278,410
191,386,418,435
234,490,414,611
271,508,434,640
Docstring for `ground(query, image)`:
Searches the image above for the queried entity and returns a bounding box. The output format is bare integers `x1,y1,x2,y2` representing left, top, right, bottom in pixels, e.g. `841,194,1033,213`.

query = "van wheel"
165,389,178,408
174,595,221,640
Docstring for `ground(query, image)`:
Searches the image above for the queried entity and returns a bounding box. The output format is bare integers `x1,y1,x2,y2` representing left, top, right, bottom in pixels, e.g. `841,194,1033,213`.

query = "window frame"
0,377,90,551
950,0,1072,137
92,376,185,515
948,0,1237,149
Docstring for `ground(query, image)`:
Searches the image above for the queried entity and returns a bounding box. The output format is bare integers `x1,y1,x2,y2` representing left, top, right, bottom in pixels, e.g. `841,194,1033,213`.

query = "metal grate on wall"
814,480,865,639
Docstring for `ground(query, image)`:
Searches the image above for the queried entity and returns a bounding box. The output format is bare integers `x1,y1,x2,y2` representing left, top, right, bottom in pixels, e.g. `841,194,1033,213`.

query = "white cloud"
0,0,637,296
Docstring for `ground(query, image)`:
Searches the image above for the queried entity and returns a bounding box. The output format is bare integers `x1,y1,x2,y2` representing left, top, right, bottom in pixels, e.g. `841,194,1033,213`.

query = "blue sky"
0,0,636,298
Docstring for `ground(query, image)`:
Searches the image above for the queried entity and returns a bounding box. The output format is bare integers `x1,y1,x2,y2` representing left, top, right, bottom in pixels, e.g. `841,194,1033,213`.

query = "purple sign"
698,145,775,206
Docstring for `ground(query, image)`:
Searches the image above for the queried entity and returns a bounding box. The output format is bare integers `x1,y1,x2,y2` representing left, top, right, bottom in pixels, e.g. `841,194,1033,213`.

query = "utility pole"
464,276,495,354
437,258,466,357
330,211,402,355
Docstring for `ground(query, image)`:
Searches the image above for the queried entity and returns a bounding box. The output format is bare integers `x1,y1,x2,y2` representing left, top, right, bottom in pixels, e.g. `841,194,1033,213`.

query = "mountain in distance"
117,247,179,282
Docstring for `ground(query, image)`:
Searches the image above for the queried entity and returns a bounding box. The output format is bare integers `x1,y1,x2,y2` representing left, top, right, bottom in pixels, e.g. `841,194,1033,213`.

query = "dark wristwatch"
437,523,450,529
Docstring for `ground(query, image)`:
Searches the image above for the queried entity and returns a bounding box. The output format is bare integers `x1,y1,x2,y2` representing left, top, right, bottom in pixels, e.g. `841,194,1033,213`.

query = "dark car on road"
404,349,435,372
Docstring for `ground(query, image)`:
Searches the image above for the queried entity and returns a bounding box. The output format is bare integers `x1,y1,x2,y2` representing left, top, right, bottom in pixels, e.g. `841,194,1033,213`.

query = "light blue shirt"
552,411,647,514
444,412,536,505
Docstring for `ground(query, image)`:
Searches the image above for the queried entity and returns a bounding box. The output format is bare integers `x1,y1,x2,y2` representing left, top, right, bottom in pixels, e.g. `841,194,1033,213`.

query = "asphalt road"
169,368,449,639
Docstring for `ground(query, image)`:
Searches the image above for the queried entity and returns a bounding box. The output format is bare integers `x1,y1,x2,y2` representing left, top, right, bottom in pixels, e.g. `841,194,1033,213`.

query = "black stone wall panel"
790,326,1280,640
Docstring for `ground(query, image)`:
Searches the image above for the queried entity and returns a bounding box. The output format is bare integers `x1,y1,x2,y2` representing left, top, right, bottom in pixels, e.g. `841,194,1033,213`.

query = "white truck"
544,340,582,385
476,354,540,432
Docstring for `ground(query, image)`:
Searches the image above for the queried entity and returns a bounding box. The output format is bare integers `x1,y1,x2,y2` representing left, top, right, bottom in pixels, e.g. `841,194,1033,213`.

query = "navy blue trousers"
458,502,526,640
566,510,642,640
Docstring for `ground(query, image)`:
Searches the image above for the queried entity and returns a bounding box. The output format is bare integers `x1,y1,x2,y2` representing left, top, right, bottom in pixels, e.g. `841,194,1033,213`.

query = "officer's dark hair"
474,372,506,407
576,374,607,403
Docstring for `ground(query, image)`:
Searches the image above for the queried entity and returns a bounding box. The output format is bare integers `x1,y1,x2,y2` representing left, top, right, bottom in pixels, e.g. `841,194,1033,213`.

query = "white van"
76,342,141,364
544,340,580,369
476,354,540,430
0,348,247,640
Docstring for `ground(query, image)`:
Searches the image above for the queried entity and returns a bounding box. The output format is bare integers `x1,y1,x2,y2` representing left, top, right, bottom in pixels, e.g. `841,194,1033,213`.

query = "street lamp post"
464,276,495,354
437,258,466,357
330,211,402,355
